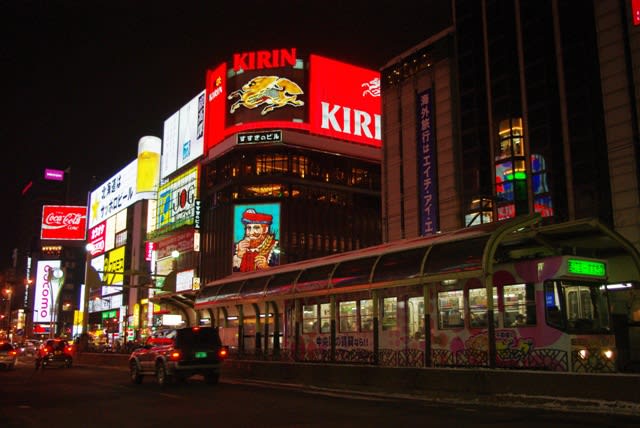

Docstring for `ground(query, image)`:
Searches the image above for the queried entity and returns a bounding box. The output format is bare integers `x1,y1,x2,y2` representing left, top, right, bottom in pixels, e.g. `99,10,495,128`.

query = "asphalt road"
1,356,640,427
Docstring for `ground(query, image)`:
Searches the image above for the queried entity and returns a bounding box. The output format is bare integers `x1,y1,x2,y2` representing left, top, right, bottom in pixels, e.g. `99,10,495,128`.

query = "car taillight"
169,350,182,361
65,346,73,353
218,346,229,359
8,350,17,357
45,346,53,353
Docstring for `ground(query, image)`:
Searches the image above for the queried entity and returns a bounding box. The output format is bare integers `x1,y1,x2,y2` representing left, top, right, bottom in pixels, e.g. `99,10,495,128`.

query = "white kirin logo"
362,77,380,97
320,76,381,141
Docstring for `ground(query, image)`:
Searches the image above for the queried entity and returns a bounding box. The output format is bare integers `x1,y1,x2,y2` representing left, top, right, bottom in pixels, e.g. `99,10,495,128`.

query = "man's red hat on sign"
241,209,272,225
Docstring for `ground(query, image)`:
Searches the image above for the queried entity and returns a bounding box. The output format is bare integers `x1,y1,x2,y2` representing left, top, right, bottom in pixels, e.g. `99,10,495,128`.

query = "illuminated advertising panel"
155,166,199,233
33,260,61,323
309,55,381,148
44,168,65,181
88,159,144,229
145,241,155,261
162,91,206,179
176,269,195,292
40,205,87,240
156,229,196,259
105,215,117,253
161,111,179,179
232,202,280,272
226,47,307,131
88,221,107,257
103,246,125,295
204,62,227,151
177,90,205,170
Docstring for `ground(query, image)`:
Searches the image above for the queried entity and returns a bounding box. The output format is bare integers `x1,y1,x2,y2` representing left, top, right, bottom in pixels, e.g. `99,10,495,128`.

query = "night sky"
0,0,451,269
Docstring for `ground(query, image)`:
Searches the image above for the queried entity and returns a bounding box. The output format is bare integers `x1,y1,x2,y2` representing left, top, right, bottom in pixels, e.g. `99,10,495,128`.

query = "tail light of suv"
218,346,229,359
169,350,183,361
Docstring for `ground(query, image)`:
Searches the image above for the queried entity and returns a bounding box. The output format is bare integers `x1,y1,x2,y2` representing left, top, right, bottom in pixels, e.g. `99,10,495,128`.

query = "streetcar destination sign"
567,259,606,277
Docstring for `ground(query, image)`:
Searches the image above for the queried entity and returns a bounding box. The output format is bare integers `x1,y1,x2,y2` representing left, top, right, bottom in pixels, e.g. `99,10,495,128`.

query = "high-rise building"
381,0,639,247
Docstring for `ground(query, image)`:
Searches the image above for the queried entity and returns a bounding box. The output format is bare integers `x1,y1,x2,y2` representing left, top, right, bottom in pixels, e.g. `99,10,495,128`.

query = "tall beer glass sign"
136,136,161,195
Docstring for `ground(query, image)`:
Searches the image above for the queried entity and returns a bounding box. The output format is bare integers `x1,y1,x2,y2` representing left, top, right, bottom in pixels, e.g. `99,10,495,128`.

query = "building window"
465,197,494,227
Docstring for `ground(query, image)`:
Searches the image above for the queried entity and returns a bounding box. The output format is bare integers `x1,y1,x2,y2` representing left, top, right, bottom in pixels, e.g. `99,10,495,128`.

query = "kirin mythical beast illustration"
228,75,304,115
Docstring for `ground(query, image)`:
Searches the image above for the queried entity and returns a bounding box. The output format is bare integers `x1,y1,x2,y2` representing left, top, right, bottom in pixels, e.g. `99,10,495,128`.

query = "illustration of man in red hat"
233,208,279,272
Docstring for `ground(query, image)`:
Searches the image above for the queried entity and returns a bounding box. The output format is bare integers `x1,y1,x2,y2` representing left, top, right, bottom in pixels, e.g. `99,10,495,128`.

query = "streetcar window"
381,297,397,331
408,297,425,339
503,283,536,326
544,281,611,332
438,290,464,329
468,288,498,328
360,299,373,332
339,301,357,332
302,304,318,333
564,283,608,330
320,303,331,333
544,282,564,328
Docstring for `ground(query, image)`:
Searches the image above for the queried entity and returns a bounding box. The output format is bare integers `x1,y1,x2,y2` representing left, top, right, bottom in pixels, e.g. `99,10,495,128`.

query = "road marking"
158,393,181,399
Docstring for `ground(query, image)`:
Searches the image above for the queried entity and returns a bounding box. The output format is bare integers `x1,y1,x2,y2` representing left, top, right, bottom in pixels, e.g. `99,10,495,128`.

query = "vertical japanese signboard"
416,88,438,236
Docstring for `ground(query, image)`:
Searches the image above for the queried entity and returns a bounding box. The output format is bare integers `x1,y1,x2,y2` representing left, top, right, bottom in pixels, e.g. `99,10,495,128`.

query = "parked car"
128,326,228,386
0,342,18,370
36,339,74,369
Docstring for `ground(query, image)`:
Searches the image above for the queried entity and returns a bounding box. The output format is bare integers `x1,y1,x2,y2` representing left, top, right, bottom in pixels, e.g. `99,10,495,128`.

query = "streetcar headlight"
602,349,614,360
578,349,589,359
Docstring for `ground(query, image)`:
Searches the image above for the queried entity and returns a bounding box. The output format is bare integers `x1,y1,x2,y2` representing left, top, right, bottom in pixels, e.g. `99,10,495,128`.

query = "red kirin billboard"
204,48,381,151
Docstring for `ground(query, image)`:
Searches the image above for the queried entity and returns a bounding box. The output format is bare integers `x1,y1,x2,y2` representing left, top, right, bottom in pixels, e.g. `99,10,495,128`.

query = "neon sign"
567,259,606,277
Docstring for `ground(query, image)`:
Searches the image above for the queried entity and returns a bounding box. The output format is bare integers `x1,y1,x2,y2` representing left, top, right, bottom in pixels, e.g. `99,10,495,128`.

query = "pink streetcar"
195,215,639,373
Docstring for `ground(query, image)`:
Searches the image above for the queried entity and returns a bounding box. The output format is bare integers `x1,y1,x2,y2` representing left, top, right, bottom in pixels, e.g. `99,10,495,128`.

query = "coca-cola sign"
40,205,87,240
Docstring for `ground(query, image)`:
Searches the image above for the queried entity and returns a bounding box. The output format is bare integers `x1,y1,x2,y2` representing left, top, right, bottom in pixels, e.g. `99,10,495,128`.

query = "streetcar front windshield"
544,280,611,332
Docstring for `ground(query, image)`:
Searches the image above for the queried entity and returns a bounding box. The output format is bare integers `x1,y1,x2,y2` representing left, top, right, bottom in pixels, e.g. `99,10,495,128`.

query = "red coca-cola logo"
41,205,87,240
45,212,83,229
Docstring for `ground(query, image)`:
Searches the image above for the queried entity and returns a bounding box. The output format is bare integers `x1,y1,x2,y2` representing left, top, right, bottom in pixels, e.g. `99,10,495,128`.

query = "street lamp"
2,287,12,340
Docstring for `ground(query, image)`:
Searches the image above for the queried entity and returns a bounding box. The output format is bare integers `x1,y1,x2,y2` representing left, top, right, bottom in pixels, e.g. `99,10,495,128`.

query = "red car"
36,339,74,369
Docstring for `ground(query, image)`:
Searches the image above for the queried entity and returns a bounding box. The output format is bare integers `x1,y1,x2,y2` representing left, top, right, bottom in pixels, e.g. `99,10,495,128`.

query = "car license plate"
55,351,61,355
195,352,207,358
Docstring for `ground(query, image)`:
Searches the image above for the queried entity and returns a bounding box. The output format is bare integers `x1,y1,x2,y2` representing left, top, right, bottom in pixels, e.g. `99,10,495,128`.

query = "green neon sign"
102,310,117,319
504,171,527,181
567,259,606,277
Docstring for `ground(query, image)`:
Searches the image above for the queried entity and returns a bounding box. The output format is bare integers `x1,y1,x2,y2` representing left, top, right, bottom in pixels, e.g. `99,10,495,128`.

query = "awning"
194,215,640,309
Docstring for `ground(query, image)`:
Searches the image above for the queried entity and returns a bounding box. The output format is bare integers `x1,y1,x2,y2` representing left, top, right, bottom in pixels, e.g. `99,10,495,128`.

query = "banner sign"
33,260,62,323
416,88,438,235
88,159,143,229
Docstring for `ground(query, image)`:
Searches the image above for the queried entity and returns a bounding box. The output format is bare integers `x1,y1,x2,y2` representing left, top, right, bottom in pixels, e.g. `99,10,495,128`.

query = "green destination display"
567,259,606,277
